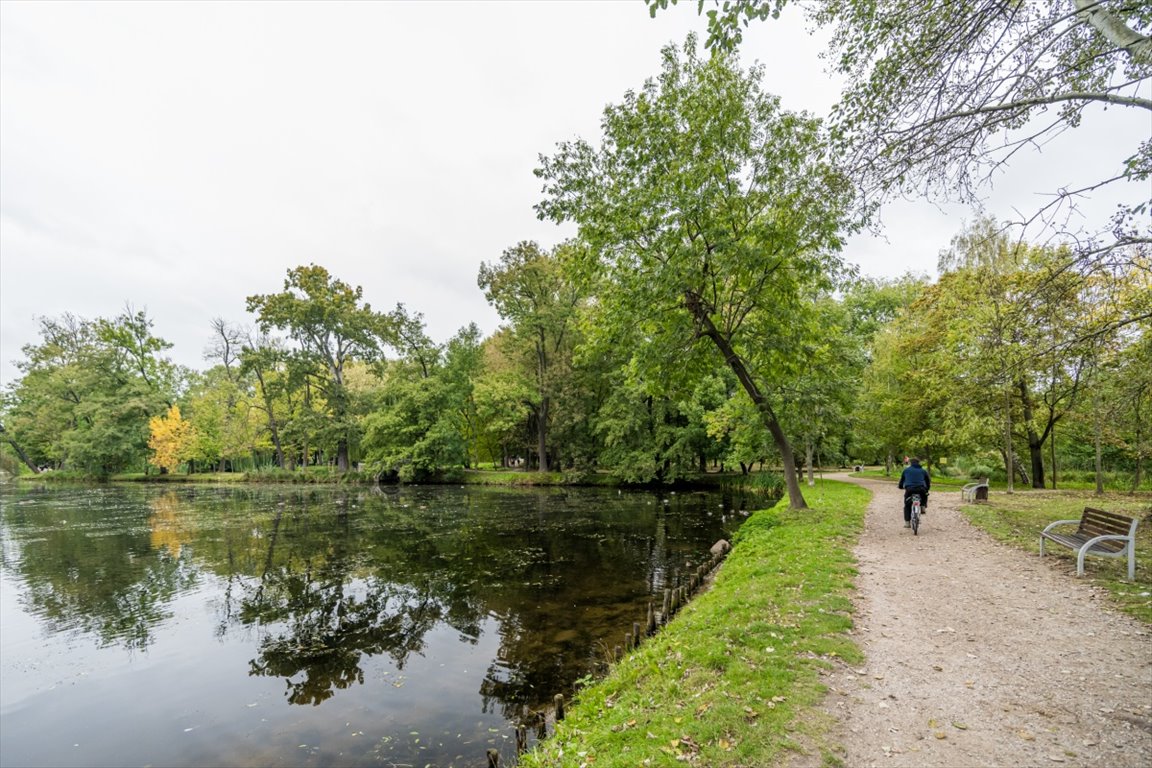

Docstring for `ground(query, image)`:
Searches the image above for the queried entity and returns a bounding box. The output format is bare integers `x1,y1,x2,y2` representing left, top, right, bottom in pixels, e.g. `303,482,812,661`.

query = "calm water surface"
0,482,751,767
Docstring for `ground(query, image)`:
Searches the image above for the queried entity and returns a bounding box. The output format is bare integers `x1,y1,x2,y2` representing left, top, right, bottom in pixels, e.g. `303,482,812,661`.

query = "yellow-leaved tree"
148,404,195,474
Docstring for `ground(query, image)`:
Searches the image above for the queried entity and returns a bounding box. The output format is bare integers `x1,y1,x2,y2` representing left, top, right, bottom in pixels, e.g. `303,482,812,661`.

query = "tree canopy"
536,37,855,507
650,0,1151,258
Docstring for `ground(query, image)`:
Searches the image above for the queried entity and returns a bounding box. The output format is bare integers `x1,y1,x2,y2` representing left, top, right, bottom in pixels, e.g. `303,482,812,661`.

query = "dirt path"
812,475,1152,768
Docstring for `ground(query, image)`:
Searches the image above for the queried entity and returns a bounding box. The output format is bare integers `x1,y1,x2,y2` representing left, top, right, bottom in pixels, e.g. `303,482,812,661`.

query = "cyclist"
898,457,930,528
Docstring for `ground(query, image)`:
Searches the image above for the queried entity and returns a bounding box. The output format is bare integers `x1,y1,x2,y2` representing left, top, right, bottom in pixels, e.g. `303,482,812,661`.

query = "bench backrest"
1078,508,1138,552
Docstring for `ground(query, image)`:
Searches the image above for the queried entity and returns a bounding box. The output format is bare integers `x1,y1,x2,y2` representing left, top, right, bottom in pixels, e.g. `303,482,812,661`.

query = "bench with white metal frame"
1040,507,1139,580
961,479,989,502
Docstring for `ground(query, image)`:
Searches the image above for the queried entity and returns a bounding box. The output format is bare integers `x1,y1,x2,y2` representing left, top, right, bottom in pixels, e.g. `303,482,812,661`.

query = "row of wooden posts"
484,542,731,767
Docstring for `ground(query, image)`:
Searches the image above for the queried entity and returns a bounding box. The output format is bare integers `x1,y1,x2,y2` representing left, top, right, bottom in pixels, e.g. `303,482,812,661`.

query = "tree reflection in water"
244,575,442,706
3,483,743,721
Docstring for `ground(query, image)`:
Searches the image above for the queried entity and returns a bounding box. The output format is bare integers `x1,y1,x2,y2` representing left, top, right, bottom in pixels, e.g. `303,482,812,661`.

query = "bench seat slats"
1042,533,1126,553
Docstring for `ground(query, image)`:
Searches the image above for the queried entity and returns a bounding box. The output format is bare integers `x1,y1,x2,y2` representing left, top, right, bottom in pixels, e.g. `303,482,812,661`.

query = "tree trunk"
805,439,815,487
1074,0,1152,65
0,422,41,474
1132,386,1145,492
337,439,350,473
686,293,807,508
1018,379,1046,488
1094,391,1105,495
1003,386,1015,494
537,396,550,472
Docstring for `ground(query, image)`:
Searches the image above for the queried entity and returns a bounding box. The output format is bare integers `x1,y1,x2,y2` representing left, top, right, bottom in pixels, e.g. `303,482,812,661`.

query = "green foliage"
478,241,585,472
536,36,855,507
247,265,389,471
2,309,178,476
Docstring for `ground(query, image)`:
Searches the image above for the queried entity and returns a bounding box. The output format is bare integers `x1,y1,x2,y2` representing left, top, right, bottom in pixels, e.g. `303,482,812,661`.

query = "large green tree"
246,265,387,472
478,241,584,472
2,309,179,476
536,38,854,508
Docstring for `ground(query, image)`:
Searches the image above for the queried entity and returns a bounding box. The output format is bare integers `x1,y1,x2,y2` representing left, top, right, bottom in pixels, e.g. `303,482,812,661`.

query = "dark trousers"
903,487,928,521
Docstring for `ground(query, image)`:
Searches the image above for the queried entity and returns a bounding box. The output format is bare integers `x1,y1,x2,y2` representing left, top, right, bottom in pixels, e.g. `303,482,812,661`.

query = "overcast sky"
1,1,1147,388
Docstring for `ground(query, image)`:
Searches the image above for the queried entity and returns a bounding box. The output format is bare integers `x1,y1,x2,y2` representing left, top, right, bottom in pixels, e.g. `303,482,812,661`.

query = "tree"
361,323,484,481
536,38,854,508
148,404,196,474
651,0,1151,258
2,309,179,475
246,265,387,471
478,241,583,472
239,331,291,469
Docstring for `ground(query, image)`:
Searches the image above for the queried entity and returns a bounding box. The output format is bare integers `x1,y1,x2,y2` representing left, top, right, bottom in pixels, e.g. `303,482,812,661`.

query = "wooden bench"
961,480,988,502
1040,507,1139,579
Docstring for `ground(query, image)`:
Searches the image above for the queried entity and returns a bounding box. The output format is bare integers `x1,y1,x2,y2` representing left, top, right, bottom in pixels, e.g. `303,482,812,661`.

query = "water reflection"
0,482,753,766
1,487,198,650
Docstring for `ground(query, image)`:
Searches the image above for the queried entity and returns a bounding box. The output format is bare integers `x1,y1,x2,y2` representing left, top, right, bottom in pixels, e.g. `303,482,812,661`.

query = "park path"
807,474,1152,768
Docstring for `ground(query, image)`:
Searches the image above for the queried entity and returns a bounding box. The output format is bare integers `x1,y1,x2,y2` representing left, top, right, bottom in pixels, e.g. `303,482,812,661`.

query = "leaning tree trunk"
0,422,40,474
686,294,807,509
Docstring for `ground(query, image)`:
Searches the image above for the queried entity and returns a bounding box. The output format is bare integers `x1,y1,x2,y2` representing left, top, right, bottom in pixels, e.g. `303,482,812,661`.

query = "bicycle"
909,493,922,535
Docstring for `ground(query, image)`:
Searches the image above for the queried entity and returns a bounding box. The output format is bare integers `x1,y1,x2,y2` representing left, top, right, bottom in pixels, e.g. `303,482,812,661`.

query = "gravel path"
811,474,1152,768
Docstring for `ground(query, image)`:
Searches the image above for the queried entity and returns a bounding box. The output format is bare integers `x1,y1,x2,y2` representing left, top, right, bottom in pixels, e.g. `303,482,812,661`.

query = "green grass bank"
519,479,869,767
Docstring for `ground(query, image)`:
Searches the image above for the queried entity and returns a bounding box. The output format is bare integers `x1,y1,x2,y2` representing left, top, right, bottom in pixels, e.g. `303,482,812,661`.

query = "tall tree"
478,241,583,472
238,331,290,469
246,265,386,471
2,309,178,475
536,38,854,507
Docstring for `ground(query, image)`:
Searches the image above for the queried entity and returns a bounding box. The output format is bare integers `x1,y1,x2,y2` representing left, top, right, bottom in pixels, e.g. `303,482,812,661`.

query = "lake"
0,481,751,767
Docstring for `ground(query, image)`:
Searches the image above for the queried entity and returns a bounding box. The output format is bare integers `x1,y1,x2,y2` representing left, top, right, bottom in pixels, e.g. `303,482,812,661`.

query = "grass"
109,471,252,483
961,490,1152,623
519,479,869,768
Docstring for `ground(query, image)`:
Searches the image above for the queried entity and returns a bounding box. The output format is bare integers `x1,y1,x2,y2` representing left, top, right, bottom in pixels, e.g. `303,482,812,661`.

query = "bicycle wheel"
911,495,920,535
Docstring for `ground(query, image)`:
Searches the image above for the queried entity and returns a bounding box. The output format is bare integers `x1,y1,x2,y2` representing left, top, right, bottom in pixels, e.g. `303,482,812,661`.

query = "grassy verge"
109,472,252,483
519,479,869,768
961,490,1152,624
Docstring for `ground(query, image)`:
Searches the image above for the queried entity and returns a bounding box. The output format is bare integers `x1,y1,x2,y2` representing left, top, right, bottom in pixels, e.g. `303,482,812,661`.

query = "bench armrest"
1042,519,1083,534
1082,533,1135,549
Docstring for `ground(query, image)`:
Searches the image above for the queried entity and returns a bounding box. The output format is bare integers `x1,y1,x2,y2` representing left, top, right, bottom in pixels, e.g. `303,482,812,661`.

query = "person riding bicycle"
898,457,930,528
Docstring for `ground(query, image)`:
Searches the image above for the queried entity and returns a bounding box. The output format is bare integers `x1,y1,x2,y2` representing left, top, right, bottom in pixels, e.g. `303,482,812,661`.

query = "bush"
967,464,996,481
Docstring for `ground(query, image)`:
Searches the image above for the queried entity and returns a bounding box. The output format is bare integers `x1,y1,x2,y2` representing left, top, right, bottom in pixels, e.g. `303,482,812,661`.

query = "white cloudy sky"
1,0,1146,387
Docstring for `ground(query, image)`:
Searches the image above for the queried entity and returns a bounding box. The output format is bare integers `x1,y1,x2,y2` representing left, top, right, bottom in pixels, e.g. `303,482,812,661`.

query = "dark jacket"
898,463,931,491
